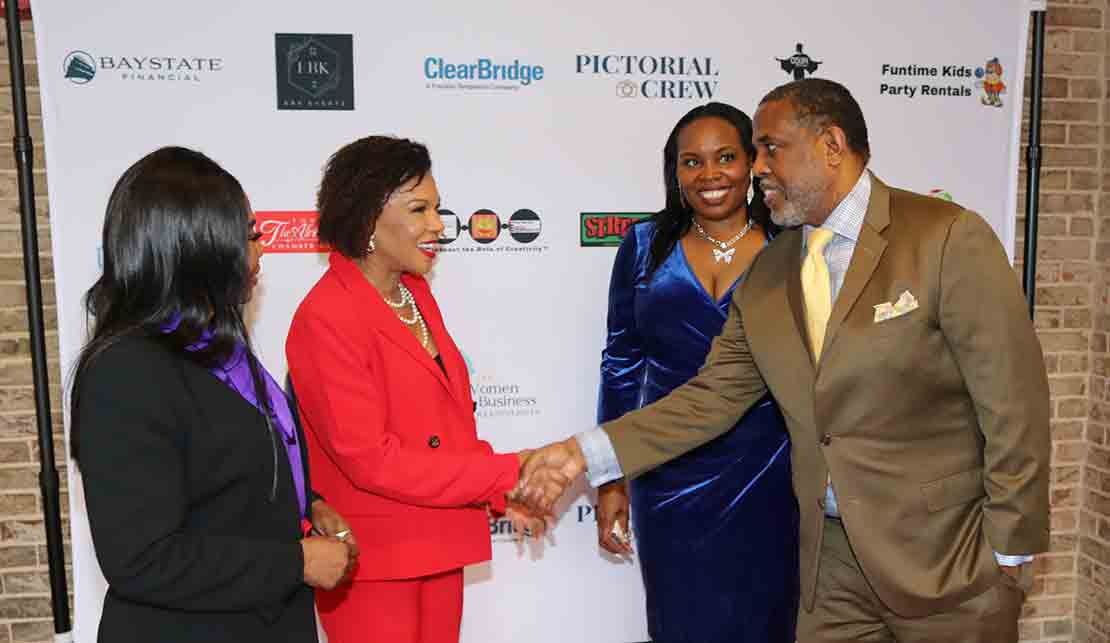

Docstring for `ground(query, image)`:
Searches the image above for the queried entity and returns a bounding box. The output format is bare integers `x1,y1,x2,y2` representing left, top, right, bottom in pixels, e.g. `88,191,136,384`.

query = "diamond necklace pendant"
712,247,737,264
693,217,754,264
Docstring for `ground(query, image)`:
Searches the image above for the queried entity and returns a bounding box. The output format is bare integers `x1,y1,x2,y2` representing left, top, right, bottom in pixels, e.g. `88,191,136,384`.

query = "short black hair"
317,136,431,258
760,78,871,164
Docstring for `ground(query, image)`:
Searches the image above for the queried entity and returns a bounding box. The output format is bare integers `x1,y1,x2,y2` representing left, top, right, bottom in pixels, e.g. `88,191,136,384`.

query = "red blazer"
286,252,519,581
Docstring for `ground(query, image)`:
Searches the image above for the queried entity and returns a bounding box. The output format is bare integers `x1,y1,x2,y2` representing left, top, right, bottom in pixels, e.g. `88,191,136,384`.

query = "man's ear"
821,126,849,168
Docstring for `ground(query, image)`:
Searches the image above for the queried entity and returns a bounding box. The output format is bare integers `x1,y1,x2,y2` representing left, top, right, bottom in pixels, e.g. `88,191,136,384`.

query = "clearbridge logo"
424,57,544,92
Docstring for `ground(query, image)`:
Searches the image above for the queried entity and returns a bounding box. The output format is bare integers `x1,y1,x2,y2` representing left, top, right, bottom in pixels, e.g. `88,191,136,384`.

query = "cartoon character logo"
974,57,1005,108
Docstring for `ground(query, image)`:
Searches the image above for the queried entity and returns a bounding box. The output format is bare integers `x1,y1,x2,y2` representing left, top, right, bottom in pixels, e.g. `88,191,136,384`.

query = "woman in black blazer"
69,147,356,642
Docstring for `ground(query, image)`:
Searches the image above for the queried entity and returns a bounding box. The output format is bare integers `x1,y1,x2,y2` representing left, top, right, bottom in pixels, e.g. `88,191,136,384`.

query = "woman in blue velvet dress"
596,102,798,643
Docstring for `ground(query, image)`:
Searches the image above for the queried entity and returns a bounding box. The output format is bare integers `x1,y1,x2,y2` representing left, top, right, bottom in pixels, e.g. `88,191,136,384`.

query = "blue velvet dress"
598,221,799,643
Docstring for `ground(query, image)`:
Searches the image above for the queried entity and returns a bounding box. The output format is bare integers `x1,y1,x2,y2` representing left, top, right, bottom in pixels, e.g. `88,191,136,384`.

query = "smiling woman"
286,136,542,643
596,102,798,643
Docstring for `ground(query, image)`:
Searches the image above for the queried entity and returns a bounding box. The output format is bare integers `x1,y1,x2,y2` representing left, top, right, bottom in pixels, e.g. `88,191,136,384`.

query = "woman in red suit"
286,136,540,643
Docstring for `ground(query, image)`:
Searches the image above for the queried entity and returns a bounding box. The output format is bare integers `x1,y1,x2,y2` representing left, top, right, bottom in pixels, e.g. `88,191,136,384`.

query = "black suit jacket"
76,335,317,642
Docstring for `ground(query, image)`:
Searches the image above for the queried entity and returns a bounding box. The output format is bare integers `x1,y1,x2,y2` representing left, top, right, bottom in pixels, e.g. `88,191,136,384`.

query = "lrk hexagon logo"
275,33,354,110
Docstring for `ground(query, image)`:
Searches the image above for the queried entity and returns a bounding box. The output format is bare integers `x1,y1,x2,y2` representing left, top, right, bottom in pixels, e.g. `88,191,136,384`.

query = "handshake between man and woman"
75,76,1049,643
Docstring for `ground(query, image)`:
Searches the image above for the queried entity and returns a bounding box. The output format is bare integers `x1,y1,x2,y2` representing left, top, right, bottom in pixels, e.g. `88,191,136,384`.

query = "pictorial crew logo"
580,212,652,247
61,50,224,85
275,34,354,110
575,54,720,100
254,211,329,253
776,43,822,80
438,207,546,254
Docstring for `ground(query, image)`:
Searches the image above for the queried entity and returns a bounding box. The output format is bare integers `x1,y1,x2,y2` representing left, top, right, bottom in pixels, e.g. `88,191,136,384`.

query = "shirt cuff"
994,553,1033,566
574,427,624,487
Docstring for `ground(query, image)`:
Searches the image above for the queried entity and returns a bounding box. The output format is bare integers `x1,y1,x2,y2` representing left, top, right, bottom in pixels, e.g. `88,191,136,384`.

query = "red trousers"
316,569,464,643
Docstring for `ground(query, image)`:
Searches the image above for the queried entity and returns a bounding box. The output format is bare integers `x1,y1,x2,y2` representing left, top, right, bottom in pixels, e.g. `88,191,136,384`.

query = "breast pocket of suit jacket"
865,283,928,343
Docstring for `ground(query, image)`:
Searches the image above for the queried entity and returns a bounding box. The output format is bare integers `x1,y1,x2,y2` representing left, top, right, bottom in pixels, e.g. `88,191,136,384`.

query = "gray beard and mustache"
764,172,832,228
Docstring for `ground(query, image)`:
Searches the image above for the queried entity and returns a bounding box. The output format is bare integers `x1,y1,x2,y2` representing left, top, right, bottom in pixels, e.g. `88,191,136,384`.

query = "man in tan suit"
519,78,1049,642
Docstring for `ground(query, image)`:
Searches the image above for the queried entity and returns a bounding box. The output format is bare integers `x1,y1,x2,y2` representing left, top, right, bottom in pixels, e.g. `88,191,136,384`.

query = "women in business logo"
438,208,542,245
459,350,541,420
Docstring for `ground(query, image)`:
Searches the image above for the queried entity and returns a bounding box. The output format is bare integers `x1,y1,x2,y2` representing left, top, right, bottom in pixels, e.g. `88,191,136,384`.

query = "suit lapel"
822,174,891,360
746,229,815,383
330,254,458,403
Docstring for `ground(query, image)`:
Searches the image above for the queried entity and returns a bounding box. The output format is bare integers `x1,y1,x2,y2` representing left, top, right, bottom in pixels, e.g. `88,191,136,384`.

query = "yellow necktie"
802,229,835,361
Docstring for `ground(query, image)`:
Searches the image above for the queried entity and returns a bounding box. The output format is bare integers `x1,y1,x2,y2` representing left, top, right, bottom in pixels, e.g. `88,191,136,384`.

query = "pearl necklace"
692,217,754,264
385,283,429,348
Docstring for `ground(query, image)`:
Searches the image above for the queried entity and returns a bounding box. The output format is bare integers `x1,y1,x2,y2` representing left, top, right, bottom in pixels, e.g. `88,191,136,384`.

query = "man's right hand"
515,437,587,513
597,480,633,555
301,536,355,590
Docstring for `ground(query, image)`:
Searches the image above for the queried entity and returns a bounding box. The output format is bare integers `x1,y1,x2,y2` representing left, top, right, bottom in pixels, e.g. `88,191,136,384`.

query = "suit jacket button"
820,433,832,446
428,435,441,449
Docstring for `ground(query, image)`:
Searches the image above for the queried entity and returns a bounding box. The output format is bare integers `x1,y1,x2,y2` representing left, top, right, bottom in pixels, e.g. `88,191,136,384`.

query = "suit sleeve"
598,228,646,423
603,282,768,479
77,345,304,612
938,210,1050,555
287,311,519,508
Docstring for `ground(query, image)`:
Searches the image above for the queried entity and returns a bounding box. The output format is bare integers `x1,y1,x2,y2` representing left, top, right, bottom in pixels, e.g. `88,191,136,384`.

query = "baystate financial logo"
63,50,224,85
424,56,544,92
575,54,719,100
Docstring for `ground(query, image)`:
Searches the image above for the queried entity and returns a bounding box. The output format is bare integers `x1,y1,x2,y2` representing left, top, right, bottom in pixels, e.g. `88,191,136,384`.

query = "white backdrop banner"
33,2,1032,641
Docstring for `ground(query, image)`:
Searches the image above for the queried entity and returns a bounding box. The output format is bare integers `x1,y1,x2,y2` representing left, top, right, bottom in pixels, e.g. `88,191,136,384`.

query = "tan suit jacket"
604,175,1050,617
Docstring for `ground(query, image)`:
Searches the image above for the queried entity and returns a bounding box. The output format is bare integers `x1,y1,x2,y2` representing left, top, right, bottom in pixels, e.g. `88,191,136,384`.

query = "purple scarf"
162,318,307,517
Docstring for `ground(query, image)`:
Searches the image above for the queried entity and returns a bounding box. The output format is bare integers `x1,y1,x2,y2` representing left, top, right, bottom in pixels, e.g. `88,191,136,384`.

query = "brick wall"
0,6,1105,643
0,18,66,643
1071,0,1110,640
1011,2,1110,642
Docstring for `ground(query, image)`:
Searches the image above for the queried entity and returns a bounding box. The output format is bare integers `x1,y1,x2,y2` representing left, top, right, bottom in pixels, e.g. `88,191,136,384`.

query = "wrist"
565,436,586,469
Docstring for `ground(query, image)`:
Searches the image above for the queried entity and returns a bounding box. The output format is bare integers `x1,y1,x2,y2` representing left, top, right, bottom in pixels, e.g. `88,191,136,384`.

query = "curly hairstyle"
317,136,432,258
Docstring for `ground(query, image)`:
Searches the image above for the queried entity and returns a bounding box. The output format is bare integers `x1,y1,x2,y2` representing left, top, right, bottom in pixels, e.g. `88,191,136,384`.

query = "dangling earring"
747,183,755,204
366,235,376,254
